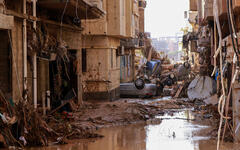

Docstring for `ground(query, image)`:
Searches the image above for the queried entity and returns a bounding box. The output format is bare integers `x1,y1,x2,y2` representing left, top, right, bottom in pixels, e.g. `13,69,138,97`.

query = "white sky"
145,0,189,38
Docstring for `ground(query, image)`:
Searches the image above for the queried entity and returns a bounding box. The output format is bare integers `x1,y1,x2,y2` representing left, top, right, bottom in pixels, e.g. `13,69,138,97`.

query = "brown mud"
25,108,240,150
0,97,233,148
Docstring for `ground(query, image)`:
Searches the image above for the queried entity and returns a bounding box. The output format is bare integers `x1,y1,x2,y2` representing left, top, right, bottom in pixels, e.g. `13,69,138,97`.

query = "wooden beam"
0,13,14,29
39,18,83,32
4,9,83,31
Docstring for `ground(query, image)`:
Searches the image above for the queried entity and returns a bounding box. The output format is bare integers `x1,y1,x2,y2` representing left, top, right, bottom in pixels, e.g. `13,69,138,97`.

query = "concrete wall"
82,36,120,101
82,0,135,38
81,0,140,100
120,52,135,83
11,19,24,103
139,7,145,33
107,0,126,37
125,0,133,37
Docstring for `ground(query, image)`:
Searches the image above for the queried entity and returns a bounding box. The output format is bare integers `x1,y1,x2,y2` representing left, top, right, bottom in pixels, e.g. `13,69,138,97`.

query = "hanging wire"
60,0,69,41
76,0,79,18
74,0,80,24
229,0,240,55
227,0,240,64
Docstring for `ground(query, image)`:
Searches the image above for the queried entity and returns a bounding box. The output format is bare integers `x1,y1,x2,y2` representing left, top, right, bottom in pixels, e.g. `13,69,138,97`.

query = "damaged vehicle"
120,59,190,98
120,78,157,98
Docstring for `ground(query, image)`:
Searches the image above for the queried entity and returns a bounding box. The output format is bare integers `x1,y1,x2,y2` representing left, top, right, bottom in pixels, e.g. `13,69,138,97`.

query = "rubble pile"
71,101,164,128
0,95,166,148
0,96,54,147
0,94,101,148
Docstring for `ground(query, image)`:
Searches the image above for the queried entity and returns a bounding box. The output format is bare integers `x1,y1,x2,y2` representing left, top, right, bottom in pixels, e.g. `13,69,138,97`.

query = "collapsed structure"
186,0,240,145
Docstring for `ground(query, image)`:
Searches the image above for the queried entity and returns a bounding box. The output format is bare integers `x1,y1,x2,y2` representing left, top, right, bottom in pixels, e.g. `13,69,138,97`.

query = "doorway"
0,30,12,98
49,50,78,108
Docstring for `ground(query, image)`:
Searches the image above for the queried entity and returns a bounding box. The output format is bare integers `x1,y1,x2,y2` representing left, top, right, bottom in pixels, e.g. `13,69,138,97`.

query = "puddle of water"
27,110,237,150
146,110,210,150
141,96,172,105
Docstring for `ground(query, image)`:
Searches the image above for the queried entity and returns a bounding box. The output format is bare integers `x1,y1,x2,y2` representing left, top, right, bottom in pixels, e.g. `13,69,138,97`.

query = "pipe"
46,90,51,110
42,92,46,115
33,54,37,109
23,0,27,101
33,0,37,109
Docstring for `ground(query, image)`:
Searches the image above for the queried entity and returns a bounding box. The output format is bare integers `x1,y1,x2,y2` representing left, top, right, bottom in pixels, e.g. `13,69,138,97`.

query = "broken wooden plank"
174,85,184,98
48,99,76,116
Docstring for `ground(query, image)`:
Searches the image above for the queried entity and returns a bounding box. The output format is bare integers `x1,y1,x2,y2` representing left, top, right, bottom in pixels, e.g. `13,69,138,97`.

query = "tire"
169,73,175,80
184,62,190,69
134,78,145,90
164,79,173,86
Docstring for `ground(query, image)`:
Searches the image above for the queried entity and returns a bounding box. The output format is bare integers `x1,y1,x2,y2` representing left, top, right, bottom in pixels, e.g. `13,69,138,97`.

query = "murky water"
28,110,238,150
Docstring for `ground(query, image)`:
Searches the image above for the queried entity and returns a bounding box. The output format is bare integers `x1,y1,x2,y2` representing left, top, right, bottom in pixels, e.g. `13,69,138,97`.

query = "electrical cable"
230,0,240,55
213,1,227,150
227,0,240,64
60,0,69,41
74,0,80,24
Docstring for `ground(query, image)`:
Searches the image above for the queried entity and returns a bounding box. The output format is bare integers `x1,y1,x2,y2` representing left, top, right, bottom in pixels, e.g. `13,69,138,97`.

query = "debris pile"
71,101,164,128
0,96,54,147
0,93,101,148
0,93,167,148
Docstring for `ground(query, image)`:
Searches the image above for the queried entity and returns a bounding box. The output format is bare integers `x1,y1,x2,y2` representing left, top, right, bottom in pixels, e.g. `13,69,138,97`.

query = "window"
138,1,143,7
111,49,113,68
82,48,87,73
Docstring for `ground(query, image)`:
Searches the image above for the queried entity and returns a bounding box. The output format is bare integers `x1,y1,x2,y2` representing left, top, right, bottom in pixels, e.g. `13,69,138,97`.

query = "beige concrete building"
0,0,104,108
81,0,146,100
120,0,146,83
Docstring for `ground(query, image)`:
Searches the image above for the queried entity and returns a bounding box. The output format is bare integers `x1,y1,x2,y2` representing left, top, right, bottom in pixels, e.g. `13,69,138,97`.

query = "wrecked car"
120,60,191,98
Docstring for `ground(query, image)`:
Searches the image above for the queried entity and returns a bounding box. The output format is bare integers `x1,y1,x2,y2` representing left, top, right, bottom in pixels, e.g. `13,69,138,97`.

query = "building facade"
0,0,104,108
187,0,240,142
81,0,146,100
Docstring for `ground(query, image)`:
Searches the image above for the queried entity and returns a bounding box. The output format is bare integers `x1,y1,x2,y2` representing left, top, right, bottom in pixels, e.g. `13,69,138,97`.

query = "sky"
145,0,189,38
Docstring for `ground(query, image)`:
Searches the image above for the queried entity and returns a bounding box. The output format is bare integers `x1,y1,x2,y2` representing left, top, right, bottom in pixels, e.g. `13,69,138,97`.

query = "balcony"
120,38,139,50
38,0,105,19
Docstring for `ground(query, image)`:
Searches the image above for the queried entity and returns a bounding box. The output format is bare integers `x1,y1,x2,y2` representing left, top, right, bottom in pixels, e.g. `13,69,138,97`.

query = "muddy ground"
0,97,227,148
46,97,225,143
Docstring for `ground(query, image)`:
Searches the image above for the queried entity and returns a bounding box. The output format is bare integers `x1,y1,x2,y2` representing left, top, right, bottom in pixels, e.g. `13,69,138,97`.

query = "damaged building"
0,0,104,109
0,0,147,111
185,0,240,143
81,0,146,101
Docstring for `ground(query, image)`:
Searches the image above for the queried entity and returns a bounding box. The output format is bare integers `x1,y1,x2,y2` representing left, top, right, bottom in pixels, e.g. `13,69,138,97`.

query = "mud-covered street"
18,97,238,150
2,0,240,149
23,97,234,149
